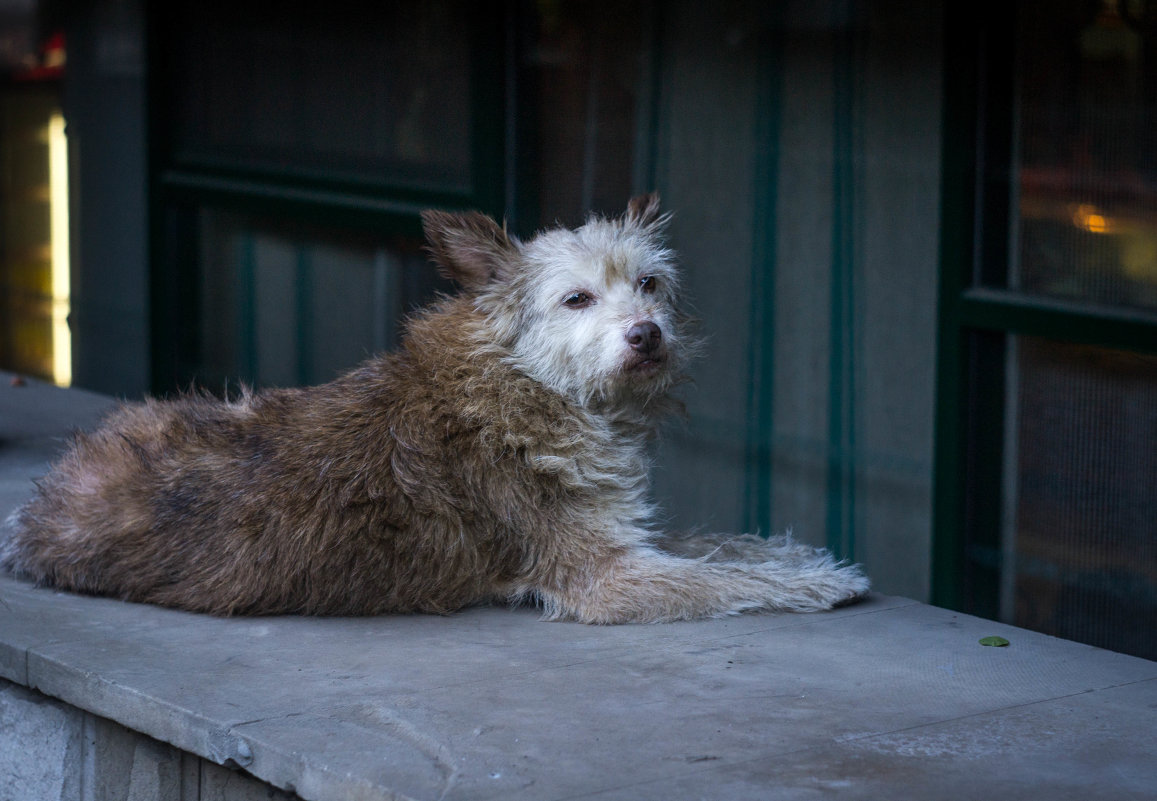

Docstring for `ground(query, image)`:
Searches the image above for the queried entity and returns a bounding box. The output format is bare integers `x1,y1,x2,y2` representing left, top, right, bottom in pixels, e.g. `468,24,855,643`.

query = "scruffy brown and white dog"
2,195,868,623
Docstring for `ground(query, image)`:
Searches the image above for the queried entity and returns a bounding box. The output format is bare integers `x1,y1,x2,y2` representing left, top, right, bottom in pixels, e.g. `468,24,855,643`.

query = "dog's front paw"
831,567,871,608
816,562,871,609
759,556,870,612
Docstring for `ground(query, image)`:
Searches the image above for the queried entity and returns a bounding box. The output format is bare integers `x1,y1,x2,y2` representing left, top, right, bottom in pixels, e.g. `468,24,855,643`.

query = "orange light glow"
1071,203,1113,234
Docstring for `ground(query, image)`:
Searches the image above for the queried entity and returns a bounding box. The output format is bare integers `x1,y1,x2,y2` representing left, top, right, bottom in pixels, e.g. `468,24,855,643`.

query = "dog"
1,194,869,623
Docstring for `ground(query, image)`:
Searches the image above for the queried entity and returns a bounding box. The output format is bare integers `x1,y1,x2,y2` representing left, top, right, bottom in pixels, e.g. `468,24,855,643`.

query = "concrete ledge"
0,679,297,801
2,374,1156,800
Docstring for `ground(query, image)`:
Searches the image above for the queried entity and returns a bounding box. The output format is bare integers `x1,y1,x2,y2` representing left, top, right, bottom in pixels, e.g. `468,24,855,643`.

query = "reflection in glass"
195,211,442,391
166,1,473,189
1015,1,1157,310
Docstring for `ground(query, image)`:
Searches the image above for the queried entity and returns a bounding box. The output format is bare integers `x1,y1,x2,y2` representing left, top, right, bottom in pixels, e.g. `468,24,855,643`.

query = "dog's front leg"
650,530,832,564
533,545,869,624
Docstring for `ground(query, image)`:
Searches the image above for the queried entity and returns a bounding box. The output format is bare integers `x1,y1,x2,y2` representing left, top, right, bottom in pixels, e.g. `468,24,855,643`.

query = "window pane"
1007,337,1157,660
195,210,443,390
165,1,474,189
524,1,645,227
1013,2,1157,310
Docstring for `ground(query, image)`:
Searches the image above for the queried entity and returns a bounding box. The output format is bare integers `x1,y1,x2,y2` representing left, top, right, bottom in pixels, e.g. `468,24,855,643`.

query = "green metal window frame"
931,8,1157,613
143,2,508,394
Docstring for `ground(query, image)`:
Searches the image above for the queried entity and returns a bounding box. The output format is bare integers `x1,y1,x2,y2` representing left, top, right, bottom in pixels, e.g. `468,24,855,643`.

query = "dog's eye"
563,292,593,309
638,276,658,294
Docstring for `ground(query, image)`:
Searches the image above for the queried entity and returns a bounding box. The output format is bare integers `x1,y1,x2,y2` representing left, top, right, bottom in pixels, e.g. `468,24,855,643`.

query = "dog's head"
422,194,690,408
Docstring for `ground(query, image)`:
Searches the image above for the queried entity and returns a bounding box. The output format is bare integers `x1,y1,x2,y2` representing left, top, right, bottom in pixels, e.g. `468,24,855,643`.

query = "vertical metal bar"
580,36,602,213
470,1,507,218
998,22,1025,622
646,3,672,208
503,0,519,225
742,13,784,538
295,244,312,385
931,6,982,611
933,10,1016,612
999,336,1021,621
146,1,178,395
237,230,257,383
826,7,858,561
631,0,663,195
962,330,1006,621
372,248,394,354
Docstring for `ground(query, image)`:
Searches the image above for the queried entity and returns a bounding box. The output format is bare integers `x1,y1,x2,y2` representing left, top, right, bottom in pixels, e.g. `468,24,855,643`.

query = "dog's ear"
625,192,663,228
421,209,517,291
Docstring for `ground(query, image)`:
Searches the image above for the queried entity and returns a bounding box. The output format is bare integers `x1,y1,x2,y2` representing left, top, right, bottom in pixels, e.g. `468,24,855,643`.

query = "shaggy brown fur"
2,195,869,623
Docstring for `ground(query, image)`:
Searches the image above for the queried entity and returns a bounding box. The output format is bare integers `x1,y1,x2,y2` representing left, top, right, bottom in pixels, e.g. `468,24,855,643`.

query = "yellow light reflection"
1071,203,1113,234
48,111,71,387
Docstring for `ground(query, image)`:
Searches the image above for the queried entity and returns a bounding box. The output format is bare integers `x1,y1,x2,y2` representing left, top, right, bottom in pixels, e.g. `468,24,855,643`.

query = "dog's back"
6,294,613,615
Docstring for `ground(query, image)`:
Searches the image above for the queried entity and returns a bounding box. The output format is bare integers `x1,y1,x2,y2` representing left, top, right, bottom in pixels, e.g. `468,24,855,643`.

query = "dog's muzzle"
626,321,662,355
626,321,664,372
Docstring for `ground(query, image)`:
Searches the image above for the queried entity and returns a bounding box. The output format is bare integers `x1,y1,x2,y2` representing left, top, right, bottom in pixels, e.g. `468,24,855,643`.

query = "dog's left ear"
625,192,663,229
421,209,518,292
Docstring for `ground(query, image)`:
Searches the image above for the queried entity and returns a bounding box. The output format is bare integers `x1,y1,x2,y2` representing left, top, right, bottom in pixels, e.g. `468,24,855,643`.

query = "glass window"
1003,337,1157,659
192,210,445,390
946,1,1157,660
1010,1,1157,310
522,0,647,227
164,0,474,190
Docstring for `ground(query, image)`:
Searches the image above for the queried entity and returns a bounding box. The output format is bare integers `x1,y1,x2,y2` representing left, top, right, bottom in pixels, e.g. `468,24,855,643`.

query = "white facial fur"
482,216,684,407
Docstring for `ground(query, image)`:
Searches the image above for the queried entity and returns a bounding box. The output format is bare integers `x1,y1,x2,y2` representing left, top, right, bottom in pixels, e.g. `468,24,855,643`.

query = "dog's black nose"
627,321,662,353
